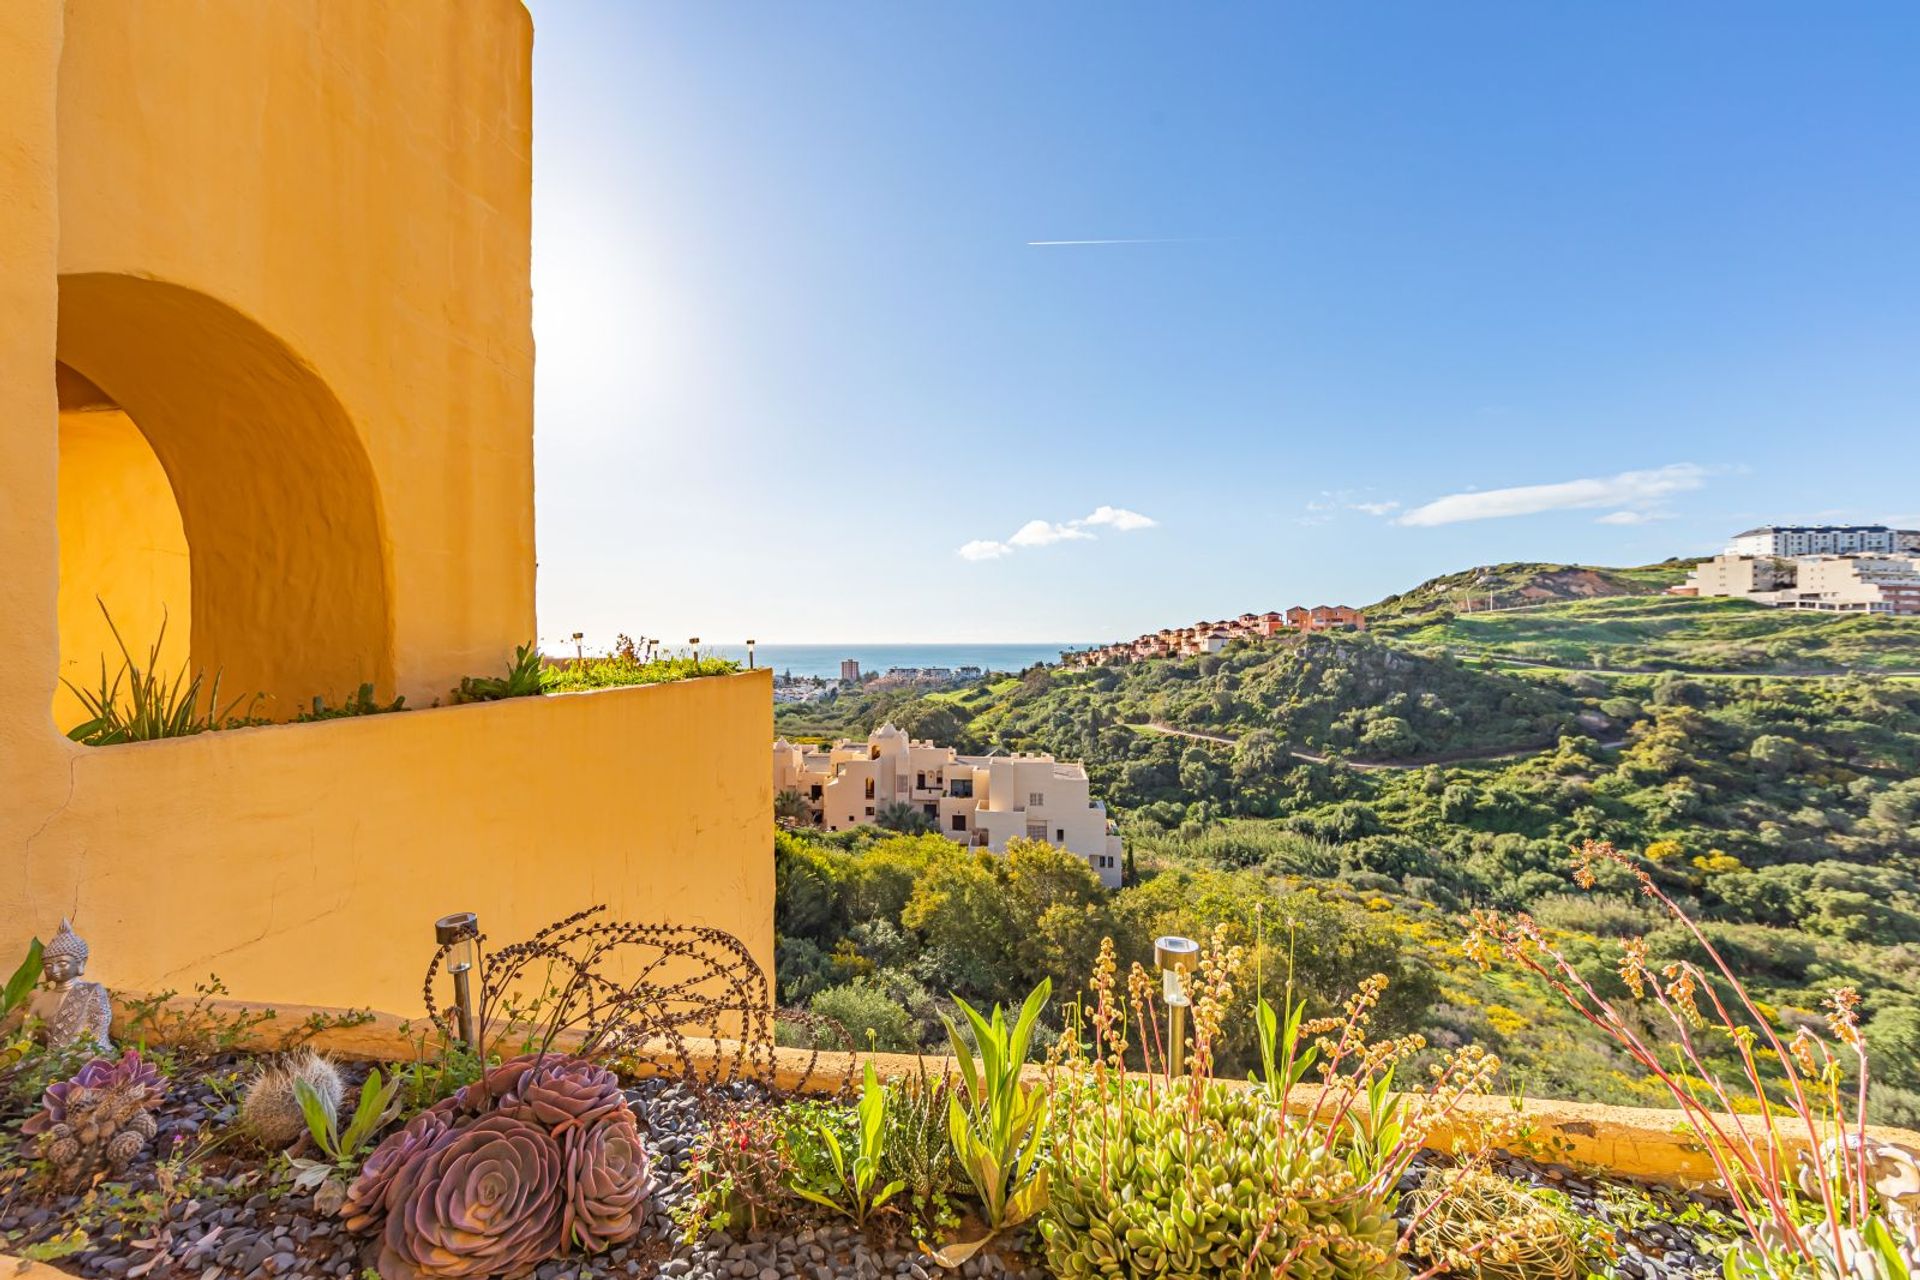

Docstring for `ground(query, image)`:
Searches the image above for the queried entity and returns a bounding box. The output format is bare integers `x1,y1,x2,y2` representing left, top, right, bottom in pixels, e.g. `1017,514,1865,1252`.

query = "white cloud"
1595,510,1668,526
1082,505,1158,531
1397,464,1708,528
1300,490,1400,522
1008,519,1096,548
956,505,1158,561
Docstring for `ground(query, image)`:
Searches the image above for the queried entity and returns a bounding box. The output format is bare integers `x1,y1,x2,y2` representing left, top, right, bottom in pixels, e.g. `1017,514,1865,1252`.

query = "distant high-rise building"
1727,524,1917,558
839,658,861,683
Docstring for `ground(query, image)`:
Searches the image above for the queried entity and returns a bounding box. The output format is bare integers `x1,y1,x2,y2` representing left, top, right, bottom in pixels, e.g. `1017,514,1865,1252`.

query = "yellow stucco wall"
54,405,192,733
15,673,775,1011
1,2,775,1011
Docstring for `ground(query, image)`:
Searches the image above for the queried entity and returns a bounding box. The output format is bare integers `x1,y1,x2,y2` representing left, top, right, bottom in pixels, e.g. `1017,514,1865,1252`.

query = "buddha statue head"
43,918,90,988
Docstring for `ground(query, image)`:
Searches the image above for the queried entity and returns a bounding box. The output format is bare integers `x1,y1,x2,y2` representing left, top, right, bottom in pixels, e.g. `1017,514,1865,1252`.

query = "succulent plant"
340,1107,452,1234
563,1108,653,1253
1038,1077,1406,1280
1409,1166,1581,1280
376,1112,565,1279
23,1050,166,1188
241,1050,344,1150
499,1054,624,1134
347,1052,652,1276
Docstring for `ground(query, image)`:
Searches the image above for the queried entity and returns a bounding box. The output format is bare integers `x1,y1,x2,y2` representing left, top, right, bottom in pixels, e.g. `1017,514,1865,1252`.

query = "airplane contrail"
1025,237,1201,246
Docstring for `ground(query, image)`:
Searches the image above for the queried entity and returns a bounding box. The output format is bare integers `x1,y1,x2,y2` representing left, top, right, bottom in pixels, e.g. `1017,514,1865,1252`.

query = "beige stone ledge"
76,993,1920,1189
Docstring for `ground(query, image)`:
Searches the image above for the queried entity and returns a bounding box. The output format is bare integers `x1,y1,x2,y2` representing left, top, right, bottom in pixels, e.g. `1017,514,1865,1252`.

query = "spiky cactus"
242,1050,344,1150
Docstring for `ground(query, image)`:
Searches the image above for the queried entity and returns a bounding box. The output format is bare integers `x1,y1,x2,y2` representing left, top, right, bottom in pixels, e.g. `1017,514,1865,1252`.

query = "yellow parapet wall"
99,992,1920,1190
4,672,775,1012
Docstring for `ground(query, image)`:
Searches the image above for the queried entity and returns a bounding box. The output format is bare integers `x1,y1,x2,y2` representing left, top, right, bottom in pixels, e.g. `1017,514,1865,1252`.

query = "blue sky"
527,2,1920,646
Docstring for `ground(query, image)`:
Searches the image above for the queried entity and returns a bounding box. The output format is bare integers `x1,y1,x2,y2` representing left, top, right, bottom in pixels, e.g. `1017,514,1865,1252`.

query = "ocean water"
704,642,1085,681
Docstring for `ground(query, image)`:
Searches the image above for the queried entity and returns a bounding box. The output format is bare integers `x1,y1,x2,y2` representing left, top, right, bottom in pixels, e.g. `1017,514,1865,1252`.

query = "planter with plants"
4,866,1915,1279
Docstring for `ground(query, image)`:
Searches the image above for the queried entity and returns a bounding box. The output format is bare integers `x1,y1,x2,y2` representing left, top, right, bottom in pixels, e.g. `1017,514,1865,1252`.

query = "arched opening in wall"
54,362,193,732
55,274,394,734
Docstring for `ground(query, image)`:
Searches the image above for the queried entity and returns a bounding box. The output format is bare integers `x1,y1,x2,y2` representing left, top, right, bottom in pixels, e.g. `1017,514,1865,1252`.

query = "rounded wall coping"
60,667,769,754
101,992,1920,1188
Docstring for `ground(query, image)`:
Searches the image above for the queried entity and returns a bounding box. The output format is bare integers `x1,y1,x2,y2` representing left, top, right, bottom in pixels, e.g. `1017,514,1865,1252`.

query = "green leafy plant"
2,937,43,1021
941,977,1051,1237
784,1062,905,1228
450,641,546,703
63,601,260,744
287,1067,400,1202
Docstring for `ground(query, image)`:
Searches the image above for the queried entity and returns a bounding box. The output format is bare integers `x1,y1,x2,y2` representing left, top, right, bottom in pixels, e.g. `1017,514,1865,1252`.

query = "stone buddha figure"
30,919,114,1055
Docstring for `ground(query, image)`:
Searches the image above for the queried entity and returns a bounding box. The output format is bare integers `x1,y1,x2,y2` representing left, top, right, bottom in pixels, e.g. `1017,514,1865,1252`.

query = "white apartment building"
1776,555,1920,616
1680,554,1793,598
1681,552,1920,616
773,725,1126,887
1727,525,1919,558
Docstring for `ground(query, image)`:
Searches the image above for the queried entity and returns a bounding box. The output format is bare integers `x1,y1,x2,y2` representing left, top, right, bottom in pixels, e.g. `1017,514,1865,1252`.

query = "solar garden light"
435,911,480,1050
570,631,584,661
690,636,701,663
747,638,757,669
1153,934,1200,1077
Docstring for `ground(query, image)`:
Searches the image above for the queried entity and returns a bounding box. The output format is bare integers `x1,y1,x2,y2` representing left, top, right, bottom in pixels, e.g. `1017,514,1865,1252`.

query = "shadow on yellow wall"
57,274,394,721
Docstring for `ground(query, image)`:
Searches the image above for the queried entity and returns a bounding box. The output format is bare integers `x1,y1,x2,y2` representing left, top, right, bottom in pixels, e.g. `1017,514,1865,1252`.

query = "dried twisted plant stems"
421,907,846,1096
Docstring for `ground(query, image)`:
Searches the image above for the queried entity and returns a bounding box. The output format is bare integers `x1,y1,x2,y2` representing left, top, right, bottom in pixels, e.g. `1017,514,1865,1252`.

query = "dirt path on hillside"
1138,721,1626,772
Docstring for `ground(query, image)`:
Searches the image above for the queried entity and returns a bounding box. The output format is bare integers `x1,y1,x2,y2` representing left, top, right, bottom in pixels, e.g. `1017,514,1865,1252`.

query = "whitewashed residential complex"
1727,524,1920,558
1679,524,1920,616
773,725,1126,887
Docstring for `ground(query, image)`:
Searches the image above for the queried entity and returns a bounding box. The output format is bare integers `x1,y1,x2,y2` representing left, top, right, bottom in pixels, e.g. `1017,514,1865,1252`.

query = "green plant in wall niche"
64,600,262,744
449,641,546,703
297,682,406,721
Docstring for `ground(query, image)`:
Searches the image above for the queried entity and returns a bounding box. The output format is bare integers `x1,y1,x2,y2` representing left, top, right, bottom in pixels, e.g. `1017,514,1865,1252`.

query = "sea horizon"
700,641,1091,681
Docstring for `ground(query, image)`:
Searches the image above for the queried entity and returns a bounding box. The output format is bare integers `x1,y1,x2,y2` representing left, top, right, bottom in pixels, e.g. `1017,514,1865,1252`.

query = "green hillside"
1364,559,1691,621
1403,594,1920,673
773,566,1920,1121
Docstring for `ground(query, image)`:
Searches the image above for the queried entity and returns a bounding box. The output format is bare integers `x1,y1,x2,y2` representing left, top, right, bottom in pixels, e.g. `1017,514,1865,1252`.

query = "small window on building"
1028,792,1045,808
951,814,967,832
809,784,822,799
864,806,874,817
1056,828,1065,842
864,778,875,799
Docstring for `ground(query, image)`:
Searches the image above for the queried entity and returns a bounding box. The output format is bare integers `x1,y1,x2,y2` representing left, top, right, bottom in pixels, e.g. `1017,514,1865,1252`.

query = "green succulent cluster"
1039,1078,1406,1280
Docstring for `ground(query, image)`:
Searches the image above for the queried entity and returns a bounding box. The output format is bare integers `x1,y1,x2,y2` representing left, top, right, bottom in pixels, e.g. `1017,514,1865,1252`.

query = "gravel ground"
1,1057,1731,1279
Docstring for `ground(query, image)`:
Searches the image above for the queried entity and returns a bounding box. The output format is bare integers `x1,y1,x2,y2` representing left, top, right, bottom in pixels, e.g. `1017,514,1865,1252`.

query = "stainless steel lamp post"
435,912,480,1050
1154,935,1200,1077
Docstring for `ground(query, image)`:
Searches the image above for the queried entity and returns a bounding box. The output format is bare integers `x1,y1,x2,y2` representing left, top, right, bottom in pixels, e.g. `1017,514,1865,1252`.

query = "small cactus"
241,1050,343,1150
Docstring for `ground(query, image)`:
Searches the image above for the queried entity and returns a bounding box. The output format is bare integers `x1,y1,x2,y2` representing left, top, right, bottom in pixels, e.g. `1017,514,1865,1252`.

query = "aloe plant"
942,977,1051,1234
450,642,547,703
63,601,257,744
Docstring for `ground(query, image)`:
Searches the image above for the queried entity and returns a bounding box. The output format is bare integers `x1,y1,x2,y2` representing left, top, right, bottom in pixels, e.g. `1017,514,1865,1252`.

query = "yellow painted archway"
56,274,394,725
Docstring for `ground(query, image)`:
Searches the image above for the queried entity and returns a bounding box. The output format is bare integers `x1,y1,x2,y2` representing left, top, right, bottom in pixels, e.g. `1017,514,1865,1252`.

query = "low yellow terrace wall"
3,672,774,1012
98,991,1920,1189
